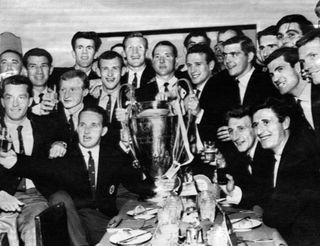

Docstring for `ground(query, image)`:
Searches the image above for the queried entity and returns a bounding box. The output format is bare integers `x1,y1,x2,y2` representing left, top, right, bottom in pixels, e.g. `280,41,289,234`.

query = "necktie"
17,125,25,155
235,79,241,106
164,82,169,92
195,89,201,98
132,73,138,88
16,125,26,191
88,151,96,197
69,114,75,132
106,95,112,123
39,93,44,103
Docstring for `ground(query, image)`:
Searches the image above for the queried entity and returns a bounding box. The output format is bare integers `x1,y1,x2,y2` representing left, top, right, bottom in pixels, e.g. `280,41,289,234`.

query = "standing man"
276,14,314,48
215,35,280,143
297,28,320,85
122,32,155,89
50,31,101,87
23,48,57,115
252,98,320,245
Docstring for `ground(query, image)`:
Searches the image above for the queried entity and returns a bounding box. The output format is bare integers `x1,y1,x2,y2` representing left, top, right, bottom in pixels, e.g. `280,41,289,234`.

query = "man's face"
186,53,214,86
0,51,23,76
124,37,147,68
228,116,255,153
299,38,320,85
252,108,289,153
152,45,176,77
186,36,208,50
59,77,88,110
1,84,32,122
78,111,107,149
99,57,123,91
277,22,303,47
259,35,280,62
72,38,96,69
223,43,253,77
267,56,300,95
26,56,53,88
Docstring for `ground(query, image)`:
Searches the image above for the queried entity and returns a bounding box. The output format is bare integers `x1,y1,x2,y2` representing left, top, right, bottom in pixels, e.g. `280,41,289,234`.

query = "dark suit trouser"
49,191,88,246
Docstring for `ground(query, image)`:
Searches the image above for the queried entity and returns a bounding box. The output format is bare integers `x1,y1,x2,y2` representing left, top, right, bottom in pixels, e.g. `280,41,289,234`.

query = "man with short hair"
251,98,320,245
297,28,320,85
276,14,314,48
0,49,24,79
50,31,101,87
23,48,57,115
122,32,155,89
111,43,127,67
266,47,320,145
257,25,280,65
215,35,280,144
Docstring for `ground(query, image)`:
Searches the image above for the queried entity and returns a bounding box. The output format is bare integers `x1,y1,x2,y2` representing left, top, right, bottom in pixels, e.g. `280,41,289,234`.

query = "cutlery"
232,216,250,224
238,238,274,243
116,231,150,244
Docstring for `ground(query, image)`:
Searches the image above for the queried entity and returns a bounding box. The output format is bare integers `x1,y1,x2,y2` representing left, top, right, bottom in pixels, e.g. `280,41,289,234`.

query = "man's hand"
0,191,24,212
0,150,17,169
225,174,235,193
216,126,231,142
184,94,200,116
115,108,129,123
107,215,122,228
39,99,55,115
49,141,67,159
89,79,102,98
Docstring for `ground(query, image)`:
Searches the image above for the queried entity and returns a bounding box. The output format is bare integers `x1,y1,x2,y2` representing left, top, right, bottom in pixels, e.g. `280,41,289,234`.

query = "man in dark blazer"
251,98,320,245
1,105,155,246
0,75,67,246
214,35,280,143
266,46,320,147
122,32,155,89
49,31,101,87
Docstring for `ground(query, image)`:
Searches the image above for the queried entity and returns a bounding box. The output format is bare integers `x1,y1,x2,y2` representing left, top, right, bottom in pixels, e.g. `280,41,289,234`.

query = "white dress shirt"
6,118,35,189
127,65,146,89
99,88,119,121
79,144,100,187
64,103,84,130
295,82,314,129
237,67,255,104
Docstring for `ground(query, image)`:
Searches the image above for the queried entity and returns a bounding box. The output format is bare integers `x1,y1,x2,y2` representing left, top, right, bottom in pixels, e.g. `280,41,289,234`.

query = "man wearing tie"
23,48,57,116
0,75,67,246
122,32,155,89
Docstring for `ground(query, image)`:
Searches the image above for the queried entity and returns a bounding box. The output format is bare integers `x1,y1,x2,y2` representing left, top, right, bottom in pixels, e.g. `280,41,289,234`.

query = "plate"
109,229,152,245
231,218,262,231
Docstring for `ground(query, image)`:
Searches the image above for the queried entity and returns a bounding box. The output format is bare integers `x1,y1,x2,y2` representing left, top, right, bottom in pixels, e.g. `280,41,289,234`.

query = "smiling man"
251,98,320,245
0,49,23,79
257,25,280,66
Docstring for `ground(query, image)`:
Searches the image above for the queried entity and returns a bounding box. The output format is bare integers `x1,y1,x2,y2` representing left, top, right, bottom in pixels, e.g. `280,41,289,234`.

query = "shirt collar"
78,143,100,158
128,65,146,78
101,86,120,100
64,103,84,119
237,67,255,86
156,76,178,87
247,139,258,159
296,82,311,102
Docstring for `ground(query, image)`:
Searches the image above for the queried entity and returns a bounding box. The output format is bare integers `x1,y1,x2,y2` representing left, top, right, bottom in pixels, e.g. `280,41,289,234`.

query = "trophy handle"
117,84,141,169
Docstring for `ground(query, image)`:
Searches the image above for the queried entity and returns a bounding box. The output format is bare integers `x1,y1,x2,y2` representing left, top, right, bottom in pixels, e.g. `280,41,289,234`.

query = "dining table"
97,198,287,246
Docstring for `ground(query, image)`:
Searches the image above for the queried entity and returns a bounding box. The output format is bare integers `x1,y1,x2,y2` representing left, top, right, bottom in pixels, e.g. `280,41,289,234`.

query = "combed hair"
276,14,315,35
98,50,124,68
265,47,298,67
296,28,320,48
223,35,256,56
122,32,148,49
183,31,211,48
218,28,244,39
257,25,278,42
79,105,108,127
59,70,89,89
152,40,178,58
23,48,53,67
225,106,252,122
1,75,33,98
0,49,23,63
186,43,216,64
71,31,102,51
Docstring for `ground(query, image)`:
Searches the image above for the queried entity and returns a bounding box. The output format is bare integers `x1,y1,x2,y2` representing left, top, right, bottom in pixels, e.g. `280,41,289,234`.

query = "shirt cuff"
220,185,242,205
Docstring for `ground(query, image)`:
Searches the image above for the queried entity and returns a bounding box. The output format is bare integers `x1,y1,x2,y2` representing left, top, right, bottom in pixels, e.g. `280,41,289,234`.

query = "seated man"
251,97,320,245
0,105,155,246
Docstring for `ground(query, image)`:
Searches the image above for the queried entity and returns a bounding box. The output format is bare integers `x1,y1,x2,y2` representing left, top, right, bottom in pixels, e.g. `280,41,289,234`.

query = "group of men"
0,12,320,246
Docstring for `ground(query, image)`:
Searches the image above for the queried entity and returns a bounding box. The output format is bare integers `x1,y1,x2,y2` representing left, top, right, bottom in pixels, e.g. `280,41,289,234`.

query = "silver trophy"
118,79,194,180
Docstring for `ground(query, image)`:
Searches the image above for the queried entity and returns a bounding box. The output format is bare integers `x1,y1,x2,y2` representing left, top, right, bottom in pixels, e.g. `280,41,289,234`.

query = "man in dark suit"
225,106,274,208
215,35,280,144
265,46,320,146
251,98,320,245
1,105,155,246
122,32,155,89
49,31,101,87
0,75,67,246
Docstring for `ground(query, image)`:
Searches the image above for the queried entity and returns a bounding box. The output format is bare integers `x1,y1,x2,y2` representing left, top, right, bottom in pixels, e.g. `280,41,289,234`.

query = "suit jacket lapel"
311,84,320,133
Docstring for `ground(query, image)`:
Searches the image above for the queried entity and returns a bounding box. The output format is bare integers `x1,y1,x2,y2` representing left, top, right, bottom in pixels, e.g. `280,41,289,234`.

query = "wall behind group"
0,0,318,67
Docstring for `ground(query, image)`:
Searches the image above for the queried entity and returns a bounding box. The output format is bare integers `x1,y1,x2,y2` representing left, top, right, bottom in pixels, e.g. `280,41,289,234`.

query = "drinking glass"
0,127,12,152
